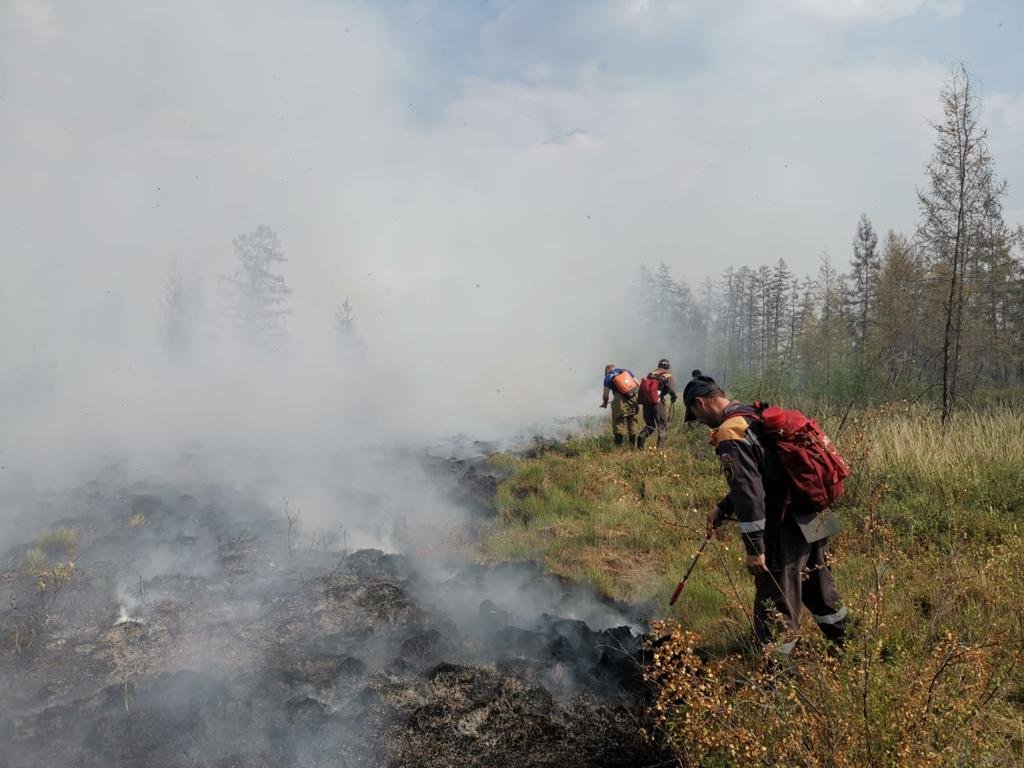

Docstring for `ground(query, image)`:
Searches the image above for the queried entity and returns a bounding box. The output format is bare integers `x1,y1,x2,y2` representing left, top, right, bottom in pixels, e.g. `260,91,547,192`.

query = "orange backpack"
611,370,640,396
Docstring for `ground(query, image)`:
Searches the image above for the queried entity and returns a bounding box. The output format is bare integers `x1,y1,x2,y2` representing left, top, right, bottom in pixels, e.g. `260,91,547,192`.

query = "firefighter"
683,374,848,652
601,364,641,448
637,358,677,450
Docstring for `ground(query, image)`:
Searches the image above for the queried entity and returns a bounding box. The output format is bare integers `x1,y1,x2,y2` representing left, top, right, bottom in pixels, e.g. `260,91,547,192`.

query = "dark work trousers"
753,513,847,651
638,399,671,449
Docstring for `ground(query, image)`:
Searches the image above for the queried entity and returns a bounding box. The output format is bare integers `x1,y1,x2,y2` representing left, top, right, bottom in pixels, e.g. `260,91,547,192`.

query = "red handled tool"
668,536,709,606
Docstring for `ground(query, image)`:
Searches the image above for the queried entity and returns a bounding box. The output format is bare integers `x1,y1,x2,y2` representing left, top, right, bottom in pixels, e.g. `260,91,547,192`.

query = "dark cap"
657,358,670,370
682,374,720,422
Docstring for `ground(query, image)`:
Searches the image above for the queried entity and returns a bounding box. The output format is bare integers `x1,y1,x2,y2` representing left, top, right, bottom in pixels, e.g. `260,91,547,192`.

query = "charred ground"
0,456,666,768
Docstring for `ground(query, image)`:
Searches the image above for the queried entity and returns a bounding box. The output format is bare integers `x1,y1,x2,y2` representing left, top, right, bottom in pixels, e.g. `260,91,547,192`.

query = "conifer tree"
222,225,292,351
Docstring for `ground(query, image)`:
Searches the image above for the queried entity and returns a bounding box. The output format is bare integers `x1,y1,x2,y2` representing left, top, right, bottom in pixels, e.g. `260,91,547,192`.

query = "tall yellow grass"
866,406,1024,489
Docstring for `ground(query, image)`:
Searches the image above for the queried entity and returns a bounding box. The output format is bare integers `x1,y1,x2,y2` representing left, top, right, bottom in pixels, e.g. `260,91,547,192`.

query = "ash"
0,472,666,767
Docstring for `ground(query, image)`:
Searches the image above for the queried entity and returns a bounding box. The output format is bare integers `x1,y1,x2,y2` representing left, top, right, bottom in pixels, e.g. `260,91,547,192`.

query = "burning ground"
0,454,666,768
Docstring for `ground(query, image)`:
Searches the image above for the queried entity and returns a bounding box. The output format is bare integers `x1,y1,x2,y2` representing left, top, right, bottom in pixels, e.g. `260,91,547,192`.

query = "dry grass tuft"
35,561,76,595
20,539,77,597
6,624,37,656
36,526,77,557
20,547,47,574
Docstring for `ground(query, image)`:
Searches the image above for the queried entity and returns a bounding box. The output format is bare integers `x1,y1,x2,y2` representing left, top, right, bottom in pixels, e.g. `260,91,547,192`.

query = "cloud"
989,92,1024,153
792,0,962,21
8,0,61,37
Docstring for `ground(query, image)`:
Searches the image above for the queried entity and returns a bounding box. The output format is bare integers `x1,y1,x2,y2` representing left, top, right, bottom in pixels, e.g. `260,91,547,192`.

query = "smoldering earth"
0,208,660,766
0,4,702,763
0,440,670,768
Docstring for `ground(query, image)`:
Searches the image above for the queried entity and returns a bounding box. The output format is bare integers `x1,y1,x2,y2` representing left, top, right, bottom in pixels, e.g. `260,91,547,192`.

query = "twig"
284,498,299,561
123,669,130,714
834,399,856,441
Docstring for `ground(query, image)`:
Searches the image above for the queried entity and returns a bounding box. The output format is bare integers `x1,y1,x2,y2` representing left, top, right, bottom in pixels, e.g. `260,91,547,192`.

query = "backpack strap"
724,402,763,420
729,402,797,519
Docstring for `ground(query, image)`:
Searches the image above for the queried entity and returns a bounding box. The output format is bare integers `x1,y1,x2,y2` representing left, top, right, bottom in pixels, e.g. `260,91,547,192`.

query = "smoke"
0,1,648,534
1,1,1021,537
4,4,1023,764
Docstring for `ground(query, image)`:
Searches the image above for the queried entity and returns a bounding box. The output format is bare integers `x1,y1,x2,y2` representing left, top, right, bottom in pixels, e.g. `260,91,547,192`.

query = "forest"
634,68,1023,421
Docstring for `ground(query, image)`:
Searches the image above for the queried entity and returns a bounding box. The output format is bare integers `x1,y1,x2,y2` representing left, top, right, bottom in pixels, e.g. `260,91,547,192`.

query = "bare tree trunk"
941,77,970,425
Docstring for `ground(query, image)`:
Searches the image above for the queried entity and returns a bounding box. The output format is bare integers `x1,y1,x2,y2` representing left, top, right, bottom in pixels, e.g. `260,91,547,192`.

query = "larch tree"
333,297,359,351
917,65,1008,423
874,232,924,386
222,225,292,351
160,255,189,358
817,251,840,389
849,213,880,371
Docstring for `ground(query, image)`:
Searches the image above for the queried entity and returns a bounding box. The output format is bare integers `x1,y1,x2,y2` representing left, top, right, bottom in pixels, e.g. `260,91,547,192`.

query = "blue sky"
377,1,1023,124
848,0,1023,91
366,0,1024,268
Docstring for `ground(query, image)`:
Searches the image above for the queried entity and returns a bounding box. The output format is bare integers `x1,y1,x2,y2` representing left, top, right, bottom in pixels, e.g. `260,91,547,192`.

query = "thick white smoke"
2,0,1022,546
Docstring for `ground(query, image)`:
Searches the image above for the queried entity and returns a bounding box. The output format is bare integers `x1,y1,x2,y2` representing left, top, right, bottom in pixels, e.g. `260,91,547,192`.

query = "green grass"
483,403,1024,604
484,418,742,608
480,402,1024,766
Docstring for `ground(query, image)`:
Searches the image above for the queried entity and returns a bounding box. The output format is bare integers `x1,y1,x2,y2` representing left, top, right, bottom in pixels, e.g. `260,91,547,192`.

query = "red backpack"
756,405,850,510
638,377,662,405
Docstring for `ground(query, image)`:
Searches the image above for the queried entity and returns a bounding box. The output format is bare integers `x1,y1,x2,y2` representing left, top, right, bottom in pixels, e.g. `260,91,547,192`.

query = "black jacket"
712,402,789,556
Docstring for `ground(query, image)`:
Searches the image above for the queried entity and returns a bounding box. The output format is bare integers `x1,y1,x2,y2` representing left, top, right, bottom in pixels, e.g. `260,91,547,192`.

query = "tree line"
155,68,1020,422
159,224,359,358
633,66,1023,419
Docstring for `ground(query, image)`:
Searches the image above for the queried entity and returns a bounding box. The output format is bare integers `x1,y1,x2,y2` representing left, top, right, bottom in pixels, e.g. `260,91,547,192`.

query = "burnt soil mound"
1,485,667,767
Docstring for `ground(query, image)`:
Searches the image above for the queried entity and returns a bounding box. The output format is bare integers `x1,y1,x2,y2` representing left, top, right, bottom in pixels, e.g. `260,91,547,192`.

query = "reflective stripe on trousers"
813,605,848,625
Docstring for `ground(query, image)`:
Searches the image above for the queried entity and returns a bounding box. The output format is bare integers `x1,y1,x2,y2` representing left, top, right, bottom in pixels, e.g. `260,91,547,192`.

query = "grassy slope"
481,403,1024,766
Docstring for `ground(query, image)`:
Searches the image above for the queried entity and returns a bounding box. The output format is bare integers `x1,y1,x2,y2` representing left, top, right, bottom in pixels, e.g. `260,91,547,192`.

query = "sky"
0,0,1022,493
